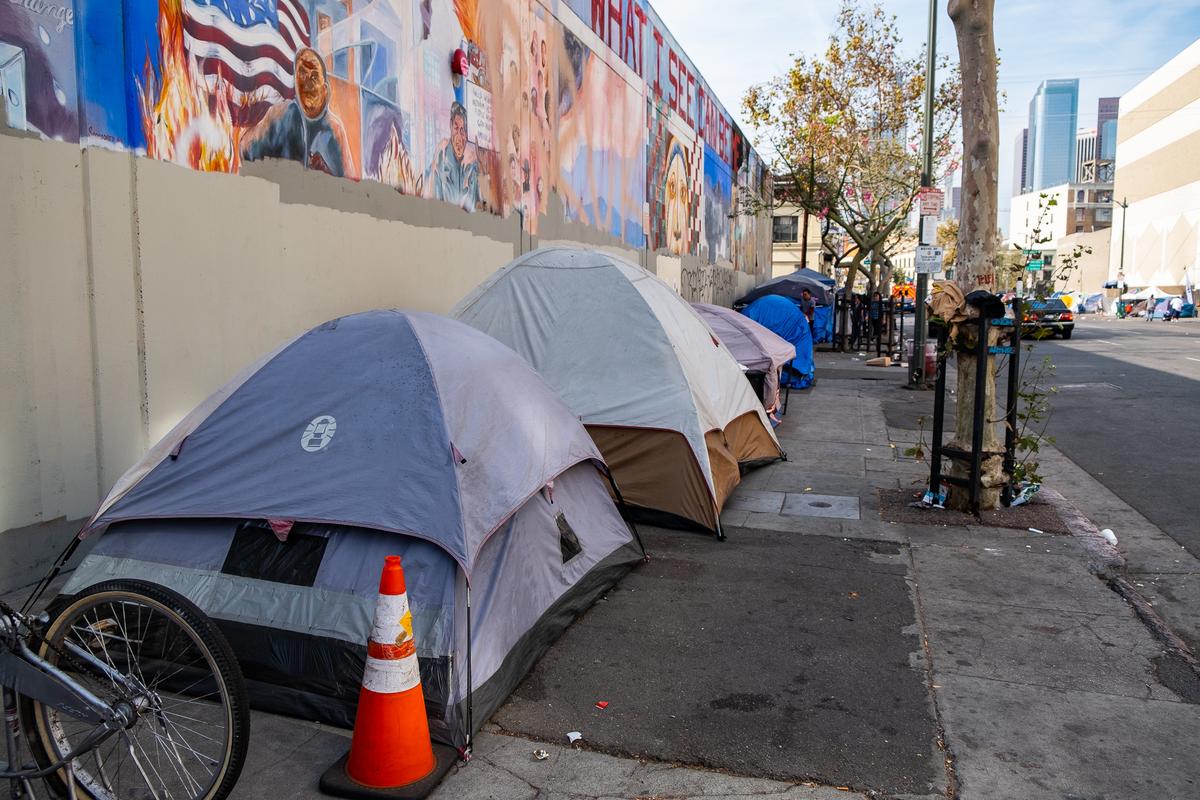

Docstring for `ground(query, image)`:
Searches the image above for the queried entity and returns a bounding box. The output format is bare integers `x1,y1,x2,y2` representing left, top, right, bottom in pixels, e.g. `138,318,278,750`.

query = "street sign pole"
910,0,938,388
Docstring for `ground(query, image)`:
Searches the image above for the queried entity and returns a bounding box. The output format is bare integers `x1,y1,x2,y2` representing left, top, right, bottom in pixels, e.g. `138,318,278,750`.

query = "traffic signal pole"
910,0,938,388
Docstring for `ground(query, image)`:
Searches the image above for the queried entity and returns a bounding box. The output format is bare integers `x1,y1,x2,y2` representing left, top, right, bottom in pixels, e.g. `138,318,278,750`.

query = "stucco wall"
0,128,766,590
0,136,98,534
1,0,774,589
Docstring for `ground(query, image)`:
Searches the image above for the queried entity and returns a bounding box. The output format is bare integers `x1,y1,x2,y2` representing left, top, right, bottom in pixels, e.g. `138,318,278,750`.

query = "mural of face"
451,107,467,162
664,144,689,256
295,49,329,120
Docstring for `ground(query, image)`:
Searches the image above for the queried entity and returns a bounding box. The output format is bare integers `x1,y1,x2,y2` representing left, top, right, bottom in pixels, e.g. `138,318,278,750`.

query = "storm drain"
781,493,860,520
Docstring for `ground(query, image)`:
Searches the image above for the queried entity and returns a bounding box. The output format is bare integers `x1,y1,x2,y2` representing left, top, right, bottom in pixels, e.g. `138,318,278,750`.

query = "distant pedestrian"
1169,296,1184,321
799,288,816,336
869,291,884,339
848,294,864,349
1145,295,1156,321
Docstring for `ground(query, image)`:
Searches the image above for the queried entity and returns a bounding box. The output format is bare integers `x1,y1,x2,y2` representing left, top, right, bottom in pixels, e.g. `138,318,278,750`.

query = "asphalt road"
1034,316,1200,557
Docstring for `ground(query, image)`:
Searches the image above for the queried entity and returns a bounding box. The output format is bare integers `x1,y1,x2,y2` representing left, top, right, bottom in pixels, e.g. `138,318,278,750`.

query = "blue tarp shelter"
743,295,815,389
813,304,834,344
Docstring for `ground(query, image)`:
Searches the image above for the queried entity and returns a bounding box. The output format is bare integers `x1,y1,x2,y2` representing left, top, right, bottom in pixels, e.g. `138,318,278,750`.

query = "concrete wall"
1,0,774,589
0,128,762,590
1110,38,1200,290
1055,229,1113,299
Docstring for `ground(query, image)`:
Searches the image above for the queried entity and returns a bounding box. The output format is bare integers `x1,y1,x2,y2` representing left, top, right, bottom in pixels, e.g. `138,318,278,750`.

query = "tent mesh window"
556,511,583,563
221,521,329,587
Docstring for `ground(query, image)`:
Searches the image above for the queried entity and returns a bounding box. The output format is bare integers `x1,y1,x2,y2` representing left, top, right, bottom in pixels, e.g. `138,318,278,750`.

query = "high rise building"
1028,79,1080,190
1013,128,1029,196
1111,39,1200,293
1097,97,1119,161
1075,128,1097,185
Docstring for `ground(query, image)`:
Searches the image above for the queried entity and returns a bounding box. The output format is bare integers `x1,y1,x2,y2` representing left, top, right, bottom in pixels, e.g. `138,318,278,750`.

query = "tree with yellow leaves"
744,0,960,332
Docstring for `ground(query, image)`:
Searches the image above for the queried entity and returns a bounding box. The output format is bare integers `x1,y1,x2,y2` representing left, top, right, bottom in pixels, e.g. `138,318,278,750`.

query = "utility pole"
1116,196,1128,277
800,207,811,270
909,0,938,388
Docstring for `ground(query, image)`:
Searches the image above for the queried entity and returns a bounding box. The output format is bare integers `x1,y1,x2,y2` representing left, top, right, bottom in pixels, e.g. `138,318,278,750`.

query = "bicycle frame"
1,609,135,784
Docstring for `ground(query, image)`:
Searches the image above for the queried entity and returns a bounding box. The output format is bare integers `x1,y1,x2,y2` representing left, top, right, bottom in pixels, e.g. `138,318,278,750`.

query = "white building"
1110,38,1200,293
771,204,827,278
1009,183,1113,251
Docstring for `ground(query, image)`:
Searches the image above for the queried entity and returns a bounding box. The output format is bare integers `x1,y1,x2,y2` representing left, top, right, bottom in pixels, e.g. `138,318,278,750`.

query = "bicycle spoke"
139,718,202,798
157,689,222,711
31,585,243,800
125,732,169,800
157,714,227,747
156,715,218,778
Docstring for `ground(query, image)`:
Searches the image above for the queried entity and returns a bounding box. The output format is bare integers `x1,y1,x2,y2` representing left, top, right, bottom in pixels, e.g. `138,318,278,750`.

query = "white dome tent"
453,247,783,536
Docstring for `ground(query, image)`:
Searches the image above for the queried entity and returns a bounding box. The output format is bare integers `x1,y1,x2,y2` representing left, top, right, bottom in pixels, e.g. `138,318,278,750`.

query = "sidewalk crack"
906,542,961,800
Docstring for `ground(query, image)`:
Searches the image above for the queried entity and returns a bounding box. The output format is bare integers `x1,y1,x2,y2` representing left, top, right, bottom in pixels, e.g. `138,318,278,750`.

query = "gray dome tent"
63,310,642,749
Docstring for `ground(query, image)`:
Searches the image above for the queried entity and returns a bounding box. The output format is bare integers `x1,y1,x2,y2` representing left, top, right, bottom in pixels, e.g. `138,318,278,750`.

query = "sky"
650,0,1200,235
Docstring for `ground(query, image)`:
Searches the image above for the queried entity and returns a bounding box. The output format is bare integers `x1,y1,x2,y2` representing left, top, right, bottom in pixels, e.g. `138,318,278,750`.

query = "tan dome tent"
453,247,783,536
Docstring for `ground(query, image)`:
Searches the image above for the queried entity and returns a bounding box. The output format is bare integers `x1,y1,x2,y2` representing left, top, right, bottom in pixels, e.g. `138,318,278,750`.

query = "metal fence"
830,295,904,360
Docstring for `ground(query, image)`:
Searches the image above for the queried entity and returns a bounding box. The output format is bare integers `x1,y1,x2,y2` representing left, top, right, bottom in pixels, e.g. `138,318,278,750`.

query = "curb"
1040,486,1200,681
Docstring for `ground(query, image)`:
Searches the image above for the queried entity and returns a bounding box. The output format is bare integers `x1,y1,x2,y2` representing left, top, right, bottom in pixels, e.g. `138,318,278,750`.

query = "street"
1038,317,1200,558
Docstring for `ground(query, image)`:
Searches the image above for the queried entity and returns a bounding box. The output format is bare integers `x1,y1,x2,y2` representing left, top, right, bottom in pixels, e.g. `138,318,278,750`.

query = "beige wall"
1,132,765,588
1055,229,1113,298
770,204,825,278
0,137,98,534
1110,39,1200,289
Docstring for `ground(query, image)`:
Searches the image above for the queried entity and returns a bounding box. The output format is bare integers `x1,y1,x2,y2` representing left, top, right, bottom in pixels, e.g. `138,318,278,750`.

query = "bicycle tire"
19,579,250,800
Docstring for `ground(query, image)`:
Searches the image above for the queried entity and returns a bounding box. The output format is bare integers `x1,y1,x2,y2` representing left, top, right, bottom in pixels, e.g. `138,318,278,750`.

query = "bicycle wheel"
20,580,249,800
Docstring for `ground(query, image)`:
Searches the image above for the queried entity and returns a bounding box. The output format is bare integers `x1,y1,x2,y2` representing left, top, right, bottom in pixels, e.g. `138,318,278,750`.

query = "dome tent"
453,246,783,536
690,302,797,372
64,310,642,749
735,270,835,307
690,302,796,410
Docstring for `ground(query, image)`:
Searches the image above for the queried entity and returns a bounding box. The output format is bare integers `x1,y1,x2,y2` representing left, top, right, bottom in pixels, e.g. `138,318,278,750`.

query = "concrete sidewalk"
5,352,1199,799
456,353,1200,799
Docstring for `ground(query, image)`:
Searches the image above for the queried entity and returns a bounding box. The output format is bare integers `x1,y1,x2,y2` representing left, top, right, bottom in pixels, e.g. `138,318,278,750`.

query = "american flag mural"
182,0,311,116
2,0,769,269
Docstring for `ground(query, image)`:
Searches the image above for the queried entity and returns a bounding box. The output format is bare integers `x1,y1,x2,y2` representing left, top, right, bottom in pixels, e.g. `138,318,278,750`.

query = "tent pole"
465,583,473,759
603,467,647,559
21,530,83,615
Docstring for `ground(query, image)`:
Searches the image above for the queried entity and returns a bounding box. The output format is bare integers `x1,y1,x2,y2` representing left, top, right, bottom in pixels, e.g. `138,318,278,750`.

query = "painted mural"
1,1,79,142
0,0,768,274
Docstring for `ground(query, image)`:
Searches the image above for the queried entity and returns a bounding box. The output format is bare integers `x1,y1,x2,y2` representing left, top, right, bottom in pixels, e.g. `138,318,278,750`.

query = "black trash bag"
964,290,1006,319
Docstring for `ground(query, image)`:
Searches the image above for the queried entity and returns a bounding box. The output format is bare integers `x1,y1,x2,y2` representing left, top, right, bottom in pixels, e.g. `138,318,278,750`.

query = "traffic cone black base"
319,743,457,800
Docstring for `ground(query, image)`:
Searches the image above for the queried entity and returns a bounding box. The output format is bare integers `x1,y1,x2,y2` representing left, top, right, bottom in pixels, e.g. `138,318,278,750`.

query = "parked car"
1021,298,1075,339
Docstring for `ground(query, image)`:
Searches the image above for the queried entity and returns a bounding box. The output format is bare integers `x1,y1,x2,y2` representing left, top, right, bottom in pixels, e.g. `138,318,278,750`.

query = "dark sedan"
1021,298,1075,339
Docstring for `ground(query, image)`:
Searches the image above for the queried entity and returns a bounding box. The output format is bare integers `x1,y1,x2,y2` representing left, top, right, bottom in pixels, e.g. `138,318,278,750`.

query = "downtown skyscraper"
1028,79,1081,190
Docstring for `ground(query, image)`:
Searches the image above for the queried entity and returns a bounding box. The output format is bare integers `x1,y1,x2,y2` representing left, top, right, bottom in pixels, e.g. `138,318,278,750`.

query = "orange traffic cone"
320,556,457,799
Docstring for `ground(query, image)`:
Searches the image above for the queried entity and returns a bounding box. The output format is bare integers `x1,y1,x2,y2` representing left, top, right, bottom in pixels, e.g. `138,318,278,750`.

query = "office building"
1013,128,1030,196
1110,39,1200,293
1097,97,1120,161
1010,182,1114,250
1076,128,1097,185
1028,79,1080,190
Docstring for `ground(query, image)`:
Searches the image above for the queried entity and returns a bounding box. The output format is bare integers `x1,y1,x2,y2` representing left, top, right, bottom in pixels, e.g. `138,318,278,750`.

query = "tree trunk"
839,253,865,352
948,0,1002,511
